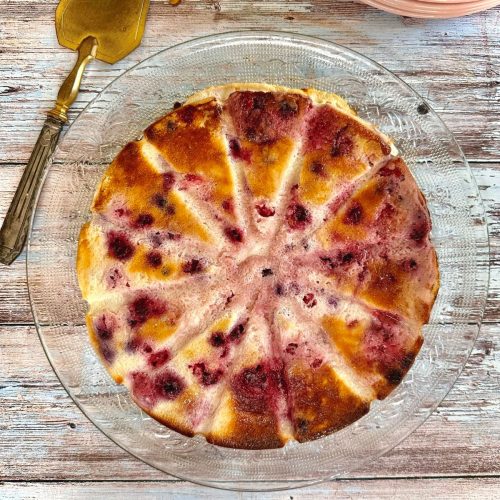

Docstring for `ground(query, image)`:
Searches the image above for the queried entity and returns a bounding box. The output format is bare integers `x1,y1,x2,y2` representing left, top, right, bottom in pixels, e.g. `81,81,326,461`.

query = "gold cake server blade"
0,0,150,265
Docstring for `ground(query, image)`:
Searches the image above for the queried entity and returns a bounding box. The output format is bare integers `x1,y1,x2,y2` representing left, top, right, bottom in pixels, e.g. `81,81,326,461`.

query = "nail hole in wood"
417,103,429,115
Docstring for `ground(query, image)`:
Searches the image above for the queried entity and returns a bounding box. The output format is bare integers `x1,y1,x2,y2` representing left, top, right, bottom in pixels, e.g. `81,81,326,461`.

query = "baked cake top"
77,84,439,449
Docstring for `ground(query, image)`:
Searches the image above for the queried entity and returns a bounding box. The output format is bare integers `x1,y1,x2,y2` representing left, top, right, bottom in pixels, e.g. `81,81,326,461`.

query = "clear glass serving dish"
27,31,489,491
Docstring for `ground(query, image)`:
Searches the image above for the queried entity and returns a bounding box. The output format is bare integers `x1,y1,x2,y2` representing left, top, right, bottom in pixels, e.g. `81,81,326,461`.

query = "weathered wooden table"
1,1,498,498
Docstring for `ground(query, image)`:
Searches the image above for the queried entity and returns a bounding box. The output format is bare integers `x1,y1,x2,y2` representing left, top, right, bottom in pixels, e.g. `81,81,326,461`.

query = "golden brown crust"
205,392,286,450
286,363,370,442
76,222,92,301
142,398,198,439
375,334,424,399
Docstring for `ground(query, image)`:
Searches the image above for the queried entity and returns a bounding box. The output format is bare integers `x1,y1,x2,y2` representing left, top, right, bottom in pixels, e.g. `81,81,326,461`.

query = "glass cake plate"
27,31,489,491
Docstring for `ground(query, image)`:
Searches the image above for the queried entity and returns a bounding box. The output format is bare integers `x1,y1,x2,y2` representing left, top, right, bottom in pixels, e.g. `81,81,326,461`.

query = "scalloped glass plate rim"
26,31,489,491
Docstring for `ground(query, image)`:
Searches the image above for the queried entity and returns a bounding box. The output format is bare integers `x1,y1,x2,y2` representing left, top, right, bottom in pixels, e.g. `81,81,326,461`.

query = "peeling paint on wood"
1,477,500,498
0,0,498,495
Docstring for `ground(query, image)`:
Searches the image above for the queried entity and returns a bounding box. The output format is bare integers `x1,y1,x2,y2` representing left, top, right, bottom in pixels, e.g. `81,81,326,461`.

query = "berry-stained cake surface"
77,83,439,449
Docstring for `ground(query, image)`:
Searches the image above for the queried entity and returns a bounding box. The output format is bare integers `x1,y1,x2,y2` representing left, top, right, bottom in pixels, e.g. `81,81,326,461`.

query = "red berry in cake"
162,172,175,190
94,314,115,341
303,293,317,308
311,358,323,368
402,258,418,272
378,203,396,222
107,268,123,289
114,207,130,218
152,193,167,208
341,252,354,264
134,213,154,228
231,363,280,413
343,202,363,225
185,173,203,183
99,344,115,364
255,202,275,217
127,295,166,328
190,362,224,386
331,127,353,157
177,105,195,124
209,331,226,348
379,164,403,178
310,161,326,176
93,314,117,364
228,322,246,343
286,203,311,229
107,231,135,261
229,138,251,162
242,365,267,389
410,220,430,244
222,198,234,213
166,120,177,131
131,371,156,408
328,296,338,307
224,226,244,243
148,349,171,369
182,259,203,274
278,98,299,118
126,337,153,355
146,251,162,268
155,370,185,400
320,255,335,270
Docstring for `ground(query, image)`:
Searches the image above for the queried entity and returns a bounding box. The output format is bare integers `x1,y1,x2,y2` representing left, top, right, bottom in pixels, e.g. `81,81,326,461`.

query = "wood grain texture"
0,323,498,481
1,478,500,499
0,0,499,495
0,2,498,162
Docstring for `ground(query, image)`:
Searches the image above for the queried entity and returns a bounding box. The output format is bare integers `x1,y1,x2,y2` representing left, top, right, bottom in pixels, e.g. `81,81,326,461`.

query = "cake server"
0,0,150,265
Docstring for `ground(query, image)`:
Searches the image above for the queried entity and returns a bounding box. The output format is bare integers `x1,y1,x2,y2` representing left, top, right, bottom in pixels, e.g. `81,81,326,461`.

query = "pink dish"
359,0,499,18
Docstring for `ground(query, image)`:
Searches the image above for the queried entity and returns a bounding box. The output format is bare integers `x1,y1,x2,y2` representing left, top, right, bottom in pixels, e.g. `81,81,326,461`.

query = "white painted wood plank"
0,323,498,480
0,2,498,162
0,0,499,493
1,478,500,499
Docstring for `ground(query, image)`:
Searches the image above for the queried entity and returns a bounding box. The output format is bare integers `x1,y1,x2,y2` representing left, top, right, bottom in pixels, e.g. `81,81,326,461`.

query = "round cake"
77,84,439,449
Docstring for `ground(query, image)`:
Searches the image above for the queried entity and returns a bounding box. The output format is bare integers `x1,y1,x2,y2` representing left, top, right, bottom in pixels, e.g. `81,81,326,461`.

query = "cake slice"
273,299,371,442
306,157,439,324
144,98,249,248
205,292,292,449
